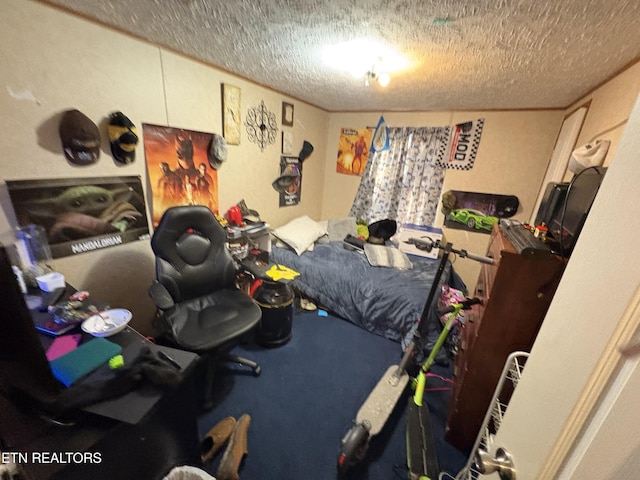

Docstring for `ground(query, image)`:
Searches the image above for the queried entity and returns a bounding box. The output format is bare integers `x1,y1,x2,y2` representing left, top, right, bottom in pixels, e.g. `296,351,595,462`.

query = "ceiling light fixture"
365,65,391,88
322,40,408,87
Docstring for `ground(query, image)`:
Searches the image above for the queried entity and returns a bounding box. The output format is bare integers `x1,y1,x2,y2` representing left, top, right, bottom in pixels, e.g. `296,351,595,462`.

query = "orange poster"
336,127,373,176
143,124,219,227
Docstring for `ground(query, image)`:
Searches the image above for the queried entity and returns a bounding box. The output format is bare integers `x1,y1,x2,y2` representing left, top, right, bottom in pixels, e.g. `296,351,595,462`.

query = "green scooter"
337,239,493,478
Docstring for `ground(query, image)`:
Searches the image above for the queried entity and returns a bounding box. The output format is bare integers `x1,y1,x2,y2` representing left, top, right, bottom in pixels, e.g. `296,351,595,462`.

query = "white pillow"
272,216,328,255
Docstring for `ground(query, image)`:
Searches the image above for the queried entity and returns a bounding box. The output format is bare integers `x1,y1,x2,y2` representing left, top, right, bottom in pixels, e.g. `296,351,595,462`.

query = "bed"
269,229,466,358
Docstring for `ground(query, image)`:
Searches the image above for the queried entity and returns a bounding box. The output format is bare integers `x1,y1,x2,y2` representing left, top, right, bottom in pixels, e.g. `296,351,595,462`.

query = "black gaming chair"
148,205,261,409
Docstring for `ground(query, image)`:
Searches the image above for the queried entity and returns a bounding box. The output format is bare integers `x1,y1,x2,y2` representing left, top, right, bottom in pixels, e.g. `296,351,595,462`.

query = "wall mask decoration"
245,100,277,152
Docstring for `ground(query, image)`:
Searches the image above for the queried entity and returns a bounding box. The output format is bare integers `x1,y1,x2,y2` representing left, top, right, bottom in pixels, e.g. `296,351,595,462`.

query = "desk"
15,290,203,480
78,328,198,424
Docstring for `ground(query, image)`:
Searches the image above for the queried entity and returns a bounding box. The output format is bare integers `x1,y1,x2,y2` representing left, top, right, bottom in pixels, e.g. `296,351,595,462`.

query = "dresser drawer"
462,302,481,352
475,263,496,301
454,303,480,368
481,225,513,294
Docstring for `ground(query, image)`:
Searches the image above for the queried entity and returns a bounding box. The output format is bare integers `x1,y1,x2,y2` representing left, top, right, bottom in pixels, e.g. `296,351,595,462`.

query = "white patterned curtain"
349,126,448,226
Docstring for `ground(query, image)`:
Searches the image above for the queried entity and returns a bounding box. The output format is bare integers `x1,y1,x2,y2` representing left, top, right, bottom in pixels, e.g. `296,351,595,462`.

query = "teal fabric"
50,337,122,387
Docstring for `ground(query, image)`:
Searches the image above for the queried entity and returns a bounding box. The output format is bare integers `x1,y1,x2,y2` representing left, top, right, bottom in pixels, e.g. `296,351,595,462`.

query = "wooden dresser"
445,223,566,452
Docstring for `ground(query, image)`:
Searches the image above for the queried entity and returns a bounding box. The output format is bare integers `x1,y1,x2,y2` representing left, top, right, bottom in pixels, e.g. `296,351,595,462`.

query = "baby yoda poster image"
7,176,150,259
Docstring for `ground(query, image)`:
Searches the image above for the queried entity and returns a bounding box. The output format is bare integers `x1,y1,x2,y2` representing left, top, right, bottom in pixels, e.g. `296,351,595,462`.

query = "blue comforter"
270,241,465,352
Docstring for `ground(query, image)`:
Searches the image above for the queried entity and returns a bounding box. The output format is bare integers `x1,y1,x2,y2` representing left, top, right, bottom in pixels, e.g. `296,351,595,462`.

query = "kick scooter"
405,297,480,479
337,239,494,477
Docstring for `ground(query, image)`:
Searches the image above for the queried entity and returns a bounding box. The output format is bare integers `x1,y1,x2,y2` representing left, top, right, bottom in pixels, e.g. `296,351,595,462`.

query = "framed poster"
282,102,294,127
6,176,150,259
222,84,241,145
142,124,219,227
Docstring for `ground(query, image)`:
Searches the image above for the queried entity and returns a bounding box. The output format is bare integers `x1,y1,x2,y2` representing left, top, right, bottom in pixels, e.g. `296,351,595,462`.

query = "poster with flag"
437,118,485,170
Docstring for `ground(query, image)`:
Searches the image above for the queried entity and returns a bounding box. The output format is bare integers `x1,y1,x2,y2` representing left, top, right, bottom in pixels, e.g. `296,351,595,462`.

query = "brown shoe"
216,414,251,480
201,416,236,463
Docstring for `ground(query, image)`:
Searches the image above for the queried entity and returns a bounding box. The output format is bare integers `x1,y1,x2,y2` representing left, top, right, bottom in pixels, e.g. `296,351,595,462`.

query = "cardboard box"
396,224,443,259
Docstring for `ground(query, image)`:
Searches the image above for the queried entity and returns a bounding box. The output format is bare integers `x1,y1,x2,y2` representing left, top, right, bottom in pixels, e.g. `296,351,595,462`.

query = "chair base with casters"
224,352,261,377
148,205,262,410
200,350,261,410
196,346,262,411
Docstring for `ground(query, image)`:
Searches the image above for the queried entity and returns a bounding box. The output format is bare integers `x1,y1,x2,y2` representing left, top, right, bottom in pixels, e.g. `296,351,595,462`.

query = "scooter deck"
356,365,410,435
406,399,439,479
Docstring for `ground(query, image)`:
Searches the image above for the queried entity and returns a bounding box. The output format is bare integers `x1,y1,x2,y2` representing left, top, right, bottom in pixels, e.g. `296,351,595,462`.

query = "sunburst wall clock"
245,100,277,152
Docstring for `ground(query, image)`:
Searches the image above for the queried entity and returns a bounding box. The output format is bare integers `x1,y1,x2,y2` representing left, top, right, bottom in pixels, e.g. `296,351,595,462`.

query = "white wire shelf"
440,351,529,480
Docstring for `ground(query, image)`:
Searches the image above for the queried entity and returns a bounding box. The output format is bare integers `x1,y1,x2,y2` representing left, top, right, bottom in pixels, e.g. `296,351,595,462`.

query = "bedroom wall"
0,0,328,335
322,109,564,291
321,58,640,291
4,1,639,334
567,60,640,171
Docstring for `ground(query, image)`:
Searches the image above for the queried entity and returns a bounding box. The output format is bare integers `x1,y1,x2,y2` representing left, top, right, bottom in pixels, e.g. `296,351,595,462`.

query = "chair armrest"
148,281,175,310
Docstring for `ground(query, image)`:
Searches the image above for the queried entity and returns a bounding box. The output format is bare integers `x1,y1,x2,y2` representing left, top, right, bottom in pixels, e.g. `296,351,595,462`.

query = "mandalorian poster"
7,176,150,259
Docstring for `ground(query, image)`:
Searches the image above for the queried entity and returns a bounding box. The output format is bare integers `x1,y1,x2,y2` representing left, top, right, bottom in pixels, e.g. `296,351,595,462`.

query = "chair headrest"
151,206,226,263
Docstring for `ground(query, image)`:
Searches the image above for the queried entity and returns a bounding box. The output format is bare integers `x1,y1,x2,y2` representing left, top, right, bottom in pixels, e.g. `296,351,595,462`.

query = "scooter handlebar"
437,297,482,316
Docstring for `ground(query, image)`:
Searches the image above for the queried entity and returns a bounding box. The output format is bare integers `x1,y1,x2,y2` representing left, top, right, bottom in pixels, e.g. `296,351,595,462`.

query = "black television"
541,167,606,257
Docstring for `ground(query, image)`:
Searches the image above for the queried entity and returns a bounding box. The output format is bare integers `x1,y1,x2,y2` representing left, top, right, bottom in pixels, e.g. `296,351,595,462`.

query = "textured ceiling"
42,0,640,112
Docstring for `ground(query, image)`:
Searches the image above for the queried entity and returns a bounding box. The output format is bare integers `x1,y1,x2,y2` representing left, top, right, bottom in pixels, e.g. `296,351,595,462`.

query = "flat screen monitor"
547,167,606,257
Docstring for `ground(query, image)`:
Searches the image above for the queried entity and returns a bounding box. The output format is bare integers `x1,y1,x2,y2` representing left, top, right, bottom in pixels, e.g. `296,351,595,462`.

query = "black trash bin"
253,280,294,347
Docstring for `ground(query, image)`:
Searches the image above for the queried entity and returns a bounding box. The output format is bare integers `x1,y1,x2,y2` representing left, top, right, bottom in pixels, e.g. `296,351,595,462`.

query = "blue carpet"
197,310,467,479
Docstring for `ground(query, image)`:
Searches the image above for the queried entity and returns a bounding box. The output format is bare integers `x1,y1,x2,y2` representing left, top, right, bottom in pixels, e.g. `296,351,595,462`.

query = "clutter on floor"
199,414,252,480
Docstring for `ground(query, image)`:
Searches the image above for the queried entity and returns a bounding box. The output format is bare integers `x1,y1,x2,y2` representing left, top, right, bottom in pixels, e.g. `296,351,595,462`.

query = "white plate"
81,309,132,337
